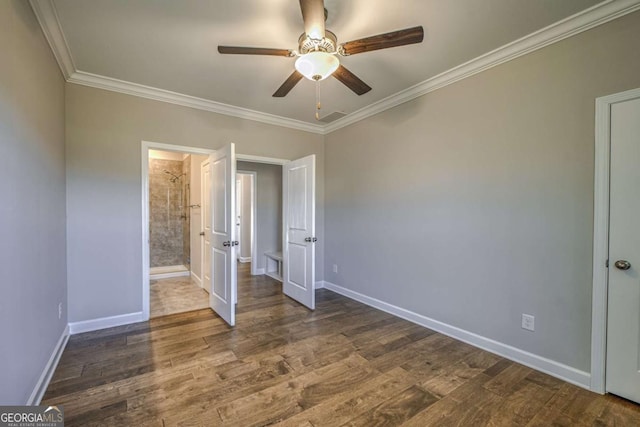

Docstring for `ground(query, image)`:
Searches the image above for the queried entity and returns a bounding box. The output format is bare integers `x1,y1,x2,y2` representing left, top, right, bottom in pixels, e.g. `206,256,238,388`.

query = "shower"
163,170,188,220
149,156,192,271
163,169,185,183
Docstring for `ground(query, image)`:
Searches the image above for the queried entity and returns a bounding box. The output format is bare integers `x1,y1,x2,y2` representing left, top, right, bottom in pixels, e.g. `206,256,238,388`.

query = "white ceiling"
52,0,604,124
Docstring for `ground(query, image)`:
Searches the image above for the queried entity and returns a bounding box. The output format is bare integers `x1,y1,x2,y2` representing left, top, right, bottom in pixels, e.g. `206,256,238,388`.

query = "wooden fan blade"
273,71,303,97
341,26,424,56
218,46,292,56
332,65,371,96
299,0,325,39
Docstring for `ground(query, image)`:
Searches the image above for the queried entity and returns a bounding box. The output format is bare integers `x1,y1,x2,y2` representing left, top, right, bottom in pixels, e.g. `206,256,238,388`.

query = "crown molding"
29,0,324,134
67,71,325,134
29,0,75,79
31,0,640,135
323,0,640,133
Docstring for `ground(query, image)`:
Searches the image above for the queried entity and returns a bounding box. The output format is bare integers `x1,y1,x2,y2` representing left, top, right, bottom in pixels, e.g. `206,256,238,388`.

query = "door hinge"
606,259,609,268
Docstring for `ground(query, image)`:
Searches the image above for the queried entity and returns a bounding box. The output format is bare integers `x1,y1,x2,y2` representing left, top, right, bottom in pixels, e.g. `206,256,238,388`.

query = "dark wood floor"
44,263,640,426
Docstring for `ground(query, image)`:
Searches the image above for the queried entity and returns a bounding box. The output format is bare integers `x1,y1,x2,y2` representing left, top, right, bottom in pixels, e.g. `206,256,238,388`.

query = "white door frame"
200,158,212,293
237,171,258,273
590,87,640,393
141,141,214,321
236,154,287,166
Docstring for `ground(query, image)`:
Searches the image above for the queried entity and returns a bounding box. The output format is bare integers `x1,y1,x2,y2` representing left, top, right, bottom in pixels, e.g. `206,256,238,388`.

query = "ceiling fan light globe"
295,52,339,81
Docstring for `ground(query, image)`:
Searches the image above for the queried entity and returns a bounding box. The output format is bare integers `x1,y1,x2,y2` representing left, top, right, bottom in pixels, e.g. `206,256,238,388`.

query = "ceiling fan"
217,0,424,105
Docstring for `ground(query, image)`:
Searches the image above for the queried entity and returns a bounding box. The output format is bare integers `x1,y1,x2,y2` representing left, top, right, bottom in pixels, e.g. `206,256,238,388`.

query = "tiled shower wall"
149,158,190,267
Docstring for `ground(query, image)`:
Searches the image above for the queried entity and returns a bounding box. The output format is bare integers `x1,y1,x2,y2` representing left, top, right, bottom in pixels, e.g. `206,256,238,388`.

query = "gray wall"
324,11,640,373
0,1,67,404
65,84,324,323
238,173,253,260
238,162,283,269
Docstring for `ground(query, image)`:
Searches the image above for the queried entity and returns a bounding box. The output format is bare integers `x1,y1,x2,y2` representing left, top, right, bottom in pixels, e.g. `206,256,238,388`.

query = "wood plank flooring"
44,263,640,426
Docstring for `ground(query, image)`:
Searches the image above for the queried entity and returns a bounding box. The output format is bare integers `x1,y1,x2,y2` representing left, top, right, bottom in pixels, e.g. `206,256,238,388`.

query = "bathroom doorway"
143,143,212,319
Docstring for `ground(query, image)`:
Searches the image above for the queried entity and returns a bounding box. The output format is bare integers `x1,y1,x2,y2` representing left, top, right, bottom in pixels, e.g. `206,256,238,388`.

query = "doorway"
231,154,318,316
236,161,282,281
147,148,209,318
236,171,256,270
200,160,282,304
142,141,213,320
591,87,640,403
143,145,317,326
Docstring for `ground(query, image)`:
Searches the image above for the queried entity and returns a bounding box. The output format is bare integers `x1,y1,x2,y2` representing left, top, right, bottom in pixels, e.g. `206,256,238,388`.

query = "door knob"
305,237,312,242
614,260,631,270
223,241,230,247
199,232,205,236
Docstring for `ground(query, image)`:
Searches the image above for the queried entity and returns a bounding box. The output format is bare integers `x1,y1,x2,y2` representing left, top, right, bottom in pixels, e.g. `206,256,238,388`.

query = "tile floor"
150,275,209,318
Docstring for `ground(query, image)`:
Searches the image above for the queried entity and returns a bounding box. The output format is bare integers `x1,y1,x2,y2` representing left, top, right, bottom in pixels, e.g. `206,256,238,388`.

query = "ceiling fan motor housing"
298,30,338,54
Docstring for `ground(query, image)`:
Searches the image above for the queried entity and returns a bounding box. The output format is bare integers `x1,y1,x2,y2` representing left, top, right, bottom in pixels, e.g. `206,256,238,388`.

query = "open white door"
606,97,640,403
208,143,237,326
283,155,316,310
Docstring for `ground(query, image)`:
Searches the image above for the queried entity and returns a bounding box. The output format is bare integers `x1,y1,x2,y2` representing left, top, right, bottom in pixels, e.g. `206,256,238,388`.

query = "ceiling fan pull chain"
315,79,321,120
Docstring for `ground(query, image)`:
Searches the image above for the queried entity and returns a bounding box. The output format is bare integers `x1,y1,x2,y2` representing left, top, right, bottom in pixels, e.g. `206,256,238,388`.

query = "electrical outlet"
58,302,62,320
521,314,535,331
332,264,338,274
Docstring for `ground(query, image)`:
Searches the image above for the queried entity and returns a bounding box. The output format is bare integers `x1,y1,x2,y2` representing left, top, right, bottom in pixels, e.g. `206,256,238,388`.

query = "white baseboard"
69,311,145,335
315,280,326,289
150,265,189,279
150,270,190,279
191,271,202,288
266,272,283,283
238,257,251,263
27,324,69,405
150,264,188,274
252,267,266,276
322,281,591,390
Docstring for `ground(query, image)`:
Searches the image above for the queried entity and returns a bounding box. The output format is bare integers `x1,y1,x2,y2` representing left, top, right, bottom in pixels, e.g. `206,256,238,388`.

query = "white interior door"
208,143,237,326
201,159,211,294
606,96,640,403
283,155,316,310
